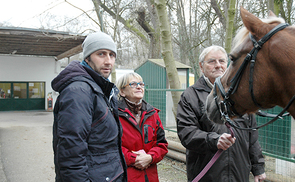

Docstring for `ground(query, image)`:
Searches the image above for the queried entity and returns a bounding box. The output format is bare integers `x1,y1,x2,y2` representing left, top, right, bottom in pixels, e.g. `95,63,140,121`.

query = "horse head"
206,7,295,124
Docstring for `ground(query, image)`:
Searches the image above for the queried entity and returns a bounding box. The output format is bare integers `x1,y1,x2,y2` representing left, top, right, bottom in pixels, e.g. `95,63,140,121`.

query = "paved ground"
0,111,54,182
4,111,294,182
0,111,187,182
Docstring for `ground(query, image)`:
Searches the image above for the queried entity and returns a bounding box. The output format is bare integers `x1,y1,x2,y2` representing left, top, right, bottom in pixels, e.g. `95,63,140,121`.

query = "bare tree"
154,0,181,116
29,0,295,78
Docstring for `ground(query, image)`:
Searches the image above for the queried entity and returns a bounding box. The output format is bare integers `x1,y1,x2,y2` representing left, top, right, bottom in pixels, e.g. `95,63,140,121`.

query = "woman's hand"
133,151,152,170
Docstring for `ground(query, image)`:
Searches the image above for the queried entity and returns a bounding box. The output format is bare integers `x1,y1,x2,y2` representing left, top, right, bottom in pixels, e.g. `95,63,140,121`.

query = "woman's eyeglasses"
124,81,145,88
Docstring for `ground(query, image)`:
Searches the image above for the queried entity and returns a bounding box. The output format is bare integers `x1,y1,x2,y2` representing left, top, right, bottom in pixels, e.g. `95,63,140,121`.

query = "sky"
0,0,94,30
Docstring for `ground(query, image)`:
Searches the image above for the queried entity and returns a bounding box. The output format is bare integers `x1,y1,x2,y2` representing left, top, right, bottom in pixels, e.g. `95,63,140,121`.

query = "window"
13,83,27,99
29,82,45,98
0,83,11,99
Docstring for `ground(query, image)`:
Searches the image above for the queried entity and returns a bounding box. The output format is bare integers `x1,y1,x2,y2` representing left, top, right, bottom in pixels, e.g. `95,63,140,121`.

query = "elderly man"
176,45,266,182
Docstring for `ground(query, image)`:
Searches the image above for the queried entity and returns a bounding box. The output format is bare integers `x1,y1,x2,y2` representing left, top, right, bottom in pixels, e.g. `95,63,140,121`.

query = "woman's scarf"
124,97,142,114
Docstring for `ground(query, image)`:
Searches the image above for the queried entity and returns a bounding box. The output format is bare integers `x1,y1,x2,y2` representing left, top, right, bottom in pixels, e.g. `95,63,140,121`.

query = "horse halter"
213,23,290,130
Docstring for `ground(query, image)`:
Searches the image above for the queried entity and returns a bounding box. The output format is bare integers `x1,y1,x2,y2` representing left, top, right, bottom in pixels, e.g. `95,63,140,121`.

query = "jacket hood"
51,60,117,99
51,61,89,92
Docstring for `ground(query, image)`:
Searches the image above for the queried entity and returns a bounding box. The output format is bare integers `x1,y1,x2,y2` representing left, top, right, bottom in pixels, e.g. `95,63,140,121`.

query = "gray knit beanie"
82,32,117,60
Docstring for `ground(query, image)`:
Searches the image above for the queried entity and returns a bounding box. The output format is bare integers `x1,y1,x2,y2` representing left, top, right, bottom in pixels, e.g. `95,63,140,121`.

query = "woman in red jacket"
116,72,168,182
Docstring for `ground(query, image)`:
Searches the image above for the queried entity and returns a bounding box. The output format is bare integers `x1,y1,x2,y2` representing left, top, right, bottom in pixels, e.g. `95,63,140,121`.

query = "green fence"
145,88,184,127
256,107,294,161
144,88,168,126
145,88,295,181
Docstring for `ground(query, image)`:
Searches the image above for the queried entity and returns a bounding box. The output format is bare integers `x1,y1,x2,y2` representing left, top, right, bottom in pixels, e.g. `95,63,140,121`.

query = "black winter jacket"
52,61,127,182
176,76,265,182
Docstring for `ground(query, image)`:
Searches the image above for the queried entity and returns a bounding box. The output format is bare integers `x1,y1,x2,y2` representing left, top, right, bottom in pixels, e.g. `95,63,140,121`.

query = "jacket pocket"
88,153,124,182
144,124,155,144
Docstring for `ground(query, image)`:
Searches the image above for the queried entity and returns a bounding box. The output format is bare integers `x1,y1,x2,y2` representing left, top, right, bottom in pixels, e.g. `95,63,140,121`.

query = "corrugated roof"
0,27,86,60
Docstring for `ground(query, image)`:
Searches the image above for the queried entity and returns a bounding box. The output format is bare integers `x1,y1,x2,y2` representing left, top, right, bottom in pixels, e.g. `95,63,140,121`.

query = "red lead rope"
192,122,235,182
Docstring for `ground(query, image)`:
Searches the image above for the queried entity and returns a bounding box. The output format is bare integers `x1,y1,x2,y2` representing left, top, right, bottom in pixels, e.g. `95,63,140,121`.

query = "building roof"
0,27,86,60
146,59,191,69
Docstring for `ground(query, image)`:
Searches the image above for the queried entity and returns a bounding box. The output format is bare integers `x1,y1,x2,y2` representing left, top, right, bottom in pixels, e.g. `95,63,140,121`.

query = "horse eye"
229,54,236,62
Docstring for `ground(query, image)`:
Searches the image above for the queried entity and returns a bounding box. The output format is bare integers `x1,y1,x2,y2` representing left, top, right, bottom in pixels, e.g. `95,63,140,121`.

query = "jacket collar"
191,75,212,93
118,99,156,114
82,65,115,98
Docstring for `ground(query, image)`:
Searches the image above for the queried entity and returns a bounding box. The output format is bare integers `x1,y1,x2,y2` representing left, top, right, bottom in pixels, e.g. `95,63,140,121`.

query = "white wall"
0,55,60,110
109,69,134,83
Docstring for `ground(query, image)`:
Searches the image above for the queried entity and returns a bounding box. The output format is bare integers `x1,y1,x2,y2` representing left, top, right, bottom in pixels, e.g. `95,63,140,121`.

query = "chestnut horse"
206,7,295,125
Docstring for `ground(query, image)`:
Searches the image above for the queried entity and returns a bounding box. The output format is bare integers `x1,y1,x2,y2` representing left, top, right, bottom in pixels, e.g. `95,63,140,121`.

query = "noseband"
213,23,293,130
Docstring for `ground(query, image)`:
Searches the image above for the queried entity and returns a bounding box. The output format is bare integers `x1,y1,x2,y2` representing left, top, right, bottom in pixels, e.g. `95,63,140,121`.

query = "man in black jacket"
52,32,127,182
176,45,266,182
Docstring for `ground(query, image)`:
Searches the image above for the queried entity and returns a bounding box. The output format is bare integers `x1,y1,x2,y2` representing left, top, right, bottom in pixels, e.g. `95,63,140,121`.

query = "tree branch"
210,0,226,28
65,0,101,27
96,0,149,44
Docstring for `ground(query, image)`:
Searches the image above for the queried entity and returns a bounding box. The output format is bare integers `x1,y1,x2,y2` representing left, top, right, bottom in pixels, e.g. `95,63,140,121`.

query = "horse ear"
268,10,277,17
240,7,266,38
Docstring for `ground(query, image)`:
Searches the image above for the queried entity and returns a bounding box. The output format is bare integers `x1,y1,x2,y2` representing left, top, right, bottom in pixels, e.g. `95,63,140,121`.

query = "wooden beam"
56,44,82,60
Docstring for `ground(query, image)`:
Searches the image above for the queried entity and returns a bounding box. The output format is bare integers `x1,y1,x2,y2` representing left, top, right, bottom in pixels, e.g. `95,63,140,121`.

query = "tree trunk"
154,0,181,117
136,5,161,58
286,0,293,24
273,0,282,15
146,0,162,58
268,0,275,12
224,0,236,53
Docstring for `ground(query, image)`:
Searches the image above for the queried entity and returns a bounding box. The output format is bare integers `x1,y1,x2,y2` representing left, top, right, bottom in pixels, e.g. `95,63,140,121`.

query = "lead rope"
192,122,235,182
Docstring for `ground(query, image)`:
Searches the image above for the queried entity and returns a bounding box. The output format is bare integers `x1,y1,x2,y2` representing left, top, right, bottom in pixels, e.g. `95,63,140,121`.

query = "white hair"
199,45,228,65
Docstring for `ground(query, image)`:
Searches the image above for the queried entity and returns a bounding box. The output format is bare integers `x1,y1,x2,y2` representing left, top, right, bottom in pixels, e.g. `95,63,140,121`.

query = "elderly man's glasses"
204,59,227,65
124,81,145,88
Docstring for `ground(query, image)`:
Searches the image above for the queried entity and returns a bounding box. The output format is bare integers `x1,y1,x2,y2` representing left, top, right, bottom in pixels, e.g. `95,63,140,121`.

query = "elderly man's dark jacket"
176,75,265,182
51,60,127,182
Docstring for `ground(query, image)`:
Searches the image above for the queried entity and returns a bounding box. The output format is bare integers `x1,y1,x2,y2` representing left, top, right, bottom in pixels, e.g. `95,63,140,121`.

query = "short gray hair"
116,72,143,99
199,45,228,65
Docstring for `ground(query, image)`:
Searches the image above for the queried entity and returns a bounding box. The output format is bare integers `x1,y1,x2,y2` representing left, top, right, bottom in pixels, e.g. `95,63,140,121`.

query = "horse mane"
232,16,286,50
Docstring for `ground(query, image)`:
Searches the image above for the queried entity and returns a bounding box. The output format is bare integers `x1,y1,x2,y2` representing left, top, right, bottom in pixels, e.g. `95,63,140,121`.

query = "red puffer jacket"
118,99,168,182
